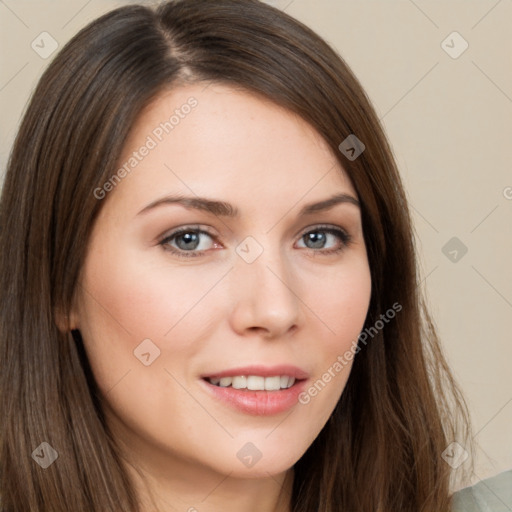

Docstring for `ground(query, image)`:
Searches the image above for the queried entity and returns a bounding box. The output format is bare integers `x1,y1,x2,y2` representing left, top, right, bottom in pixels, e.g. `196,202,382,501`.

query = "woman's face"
71,83,371,481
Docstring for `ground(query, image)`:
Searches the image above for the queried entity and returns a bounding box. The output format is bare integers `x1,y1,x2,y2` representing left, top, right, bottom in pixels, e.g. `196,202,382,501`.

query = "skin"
69,82,372,512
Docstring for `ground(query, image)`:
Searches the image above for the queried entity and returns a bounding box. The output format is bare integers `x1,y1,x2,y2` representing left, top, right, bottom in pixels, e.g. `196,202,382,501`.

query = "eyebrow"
136,192,360,218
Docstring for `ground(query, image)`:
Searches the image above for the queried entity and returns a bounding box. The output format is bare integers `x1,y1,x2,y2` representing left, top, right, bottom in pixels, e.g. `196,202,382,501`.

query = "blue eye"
159,227,215,258
298,226,352,254
159,224,352,259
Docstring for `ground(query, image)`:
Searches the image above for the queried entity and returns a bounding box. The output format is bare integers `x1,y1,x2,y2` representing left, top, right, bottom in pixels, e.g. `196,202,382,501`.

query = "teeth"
247,375,265,390
219,377,232,387
207,375,296,390
232,376,247,389
264,376,281,391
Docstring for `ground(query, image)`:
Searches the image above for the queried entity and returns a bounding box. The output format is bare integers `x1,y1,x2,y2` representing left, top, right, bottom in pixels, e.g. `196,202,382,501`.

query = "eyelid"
158,224,215,242
296,223,350,240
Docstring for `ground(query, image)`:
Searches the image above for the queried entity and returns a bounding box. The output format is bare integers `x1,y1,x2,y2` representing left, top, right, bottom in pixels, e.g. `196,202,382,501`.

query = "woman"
1,0,500,510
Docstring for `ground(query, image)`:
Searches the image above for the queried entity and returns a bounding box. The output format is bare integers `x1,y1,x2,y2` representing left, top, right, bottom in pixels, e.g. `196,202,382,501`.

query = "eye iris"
305,232,326,249
176,232,200,250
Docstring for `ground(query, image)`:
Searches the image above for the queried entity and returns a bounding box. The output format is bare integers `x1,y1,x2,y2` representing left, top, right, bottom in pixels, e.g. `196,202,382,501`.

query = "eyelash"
158,224,353,259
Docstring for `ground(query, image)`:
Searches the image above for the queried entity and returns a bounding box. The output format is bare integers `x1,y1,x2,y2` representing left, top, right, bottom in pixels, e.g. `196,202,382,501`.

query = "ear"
54,302,80,333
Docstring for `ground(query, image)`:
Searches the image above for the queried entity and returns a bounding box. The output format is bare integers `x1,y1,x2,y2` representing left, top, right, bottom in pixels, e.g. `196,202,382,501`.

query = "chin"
214,439,308,478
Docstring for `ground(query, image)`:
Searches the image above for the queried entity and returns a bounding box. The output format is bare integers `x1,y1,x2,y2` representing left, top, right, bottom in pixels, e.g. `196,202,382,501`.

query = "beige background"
1,0,511,489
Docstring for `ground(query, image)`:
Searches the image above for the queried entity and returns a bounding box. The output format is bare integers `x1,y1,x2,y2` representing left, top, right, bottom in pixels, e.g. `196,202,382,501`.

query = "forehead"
106,83,356,216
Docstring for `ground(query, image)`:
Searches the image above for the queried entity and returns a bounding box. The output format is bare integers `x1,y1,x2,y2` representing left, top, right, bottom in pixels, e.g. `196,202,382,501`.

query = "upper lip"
202,364,309,380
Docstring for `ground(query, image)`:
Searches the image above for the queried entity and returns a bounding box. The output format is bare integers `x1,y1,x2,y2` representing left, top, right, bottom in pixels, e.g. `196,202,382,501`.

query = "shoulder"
451,469,512,512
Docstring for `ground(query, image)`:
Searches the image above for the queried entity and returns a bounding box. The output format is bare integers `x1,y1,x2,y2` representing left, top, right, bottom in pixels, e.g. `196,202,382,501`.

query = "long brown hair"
0,1,473,510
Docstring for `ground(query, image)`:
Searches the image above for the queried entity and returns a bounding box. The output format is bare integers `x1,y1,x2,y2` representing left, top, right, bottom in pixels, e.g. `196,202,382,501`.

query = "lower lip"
200,378,308,416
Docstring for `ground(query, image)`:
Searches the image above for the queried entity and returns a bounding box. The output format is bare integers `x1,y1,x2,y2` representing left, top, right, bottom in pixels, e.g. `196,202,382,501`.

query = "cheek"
294,257,371,409
79,243,217,343
76,247,217,447
304,256,372,352
76,238,241,408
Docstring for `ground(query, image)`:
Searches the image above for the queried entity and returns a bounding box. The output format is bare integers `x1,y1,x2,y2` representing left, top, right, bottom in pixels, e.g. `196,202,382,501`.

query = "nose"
228,243,301,339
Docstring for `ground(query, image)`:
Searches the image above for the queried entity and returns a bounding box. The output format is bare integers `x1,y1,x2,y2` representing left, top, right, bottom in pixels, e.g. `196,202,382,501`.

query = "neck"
125,457,294,512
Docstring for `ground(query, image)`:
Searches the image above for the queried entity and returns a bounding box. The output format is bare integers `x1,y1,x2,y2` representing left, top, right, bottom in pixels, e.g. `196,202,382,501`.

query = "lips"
199,364,310,415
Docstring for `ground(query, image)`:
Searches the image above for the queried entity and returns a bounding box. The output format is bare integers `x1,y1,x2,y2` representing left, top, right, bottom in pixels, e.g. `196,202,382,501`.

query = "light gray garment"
451,470,512,511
